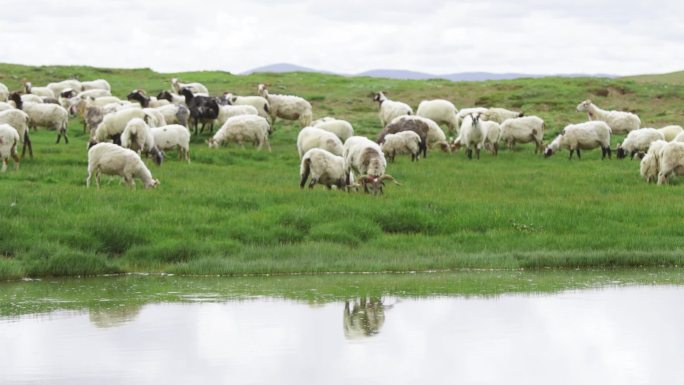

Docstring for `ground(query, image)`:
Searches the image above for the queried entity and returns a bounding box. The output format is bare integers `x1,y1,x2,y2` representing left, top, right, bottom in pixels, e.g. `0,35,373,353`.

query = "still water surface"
1,272,683,385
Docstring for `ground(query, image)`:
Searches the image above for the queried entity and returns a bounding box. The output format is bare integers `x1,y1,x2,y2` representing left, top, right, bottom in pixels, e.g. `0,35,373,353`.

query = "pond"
1,270,684,385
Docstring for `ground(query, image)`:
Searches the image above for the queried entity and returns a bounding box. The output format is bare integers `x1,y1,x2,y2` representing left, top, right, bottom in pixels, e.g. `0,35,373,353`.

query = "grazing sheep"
616,128,664,159
0,83,8,102
657,141,684,185
71,98,105,134
91,96,123,107
481,120,502,155
47,79,82,99
150,104,189,128
0,124,20,172
0,109,32,158
179,87,220,134
312,117,354,142
576,99,640,134
343,136,398,195
23,81,55,98
296,126,344,158
19,94,44,105
171,78,208,95
207,115,271,151
372,91,413,127
257,84,313,127
500,115,546,153
416,99,458,133
76,89,111,100
482,108,524,123
377,118,429,158
157,90,187,105
151,124,191,162
120,118,163,165
640,140,668,183
10,93,69,144
86,143,159,189
299,148,348,190
81,79,111,92
544,121,612,160
217,104,258,126
389,115,450,153
656,125,684,142
221,92,270,120
127,89,170,108
142,108,167,128
94,108,148,144
458,113,486,159
381,131,422,162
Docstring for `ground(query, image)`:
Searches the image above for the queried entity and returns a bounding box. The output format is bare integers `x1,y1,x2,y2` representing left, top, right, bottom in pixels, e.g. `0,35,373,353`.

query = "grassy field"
1,63,684,280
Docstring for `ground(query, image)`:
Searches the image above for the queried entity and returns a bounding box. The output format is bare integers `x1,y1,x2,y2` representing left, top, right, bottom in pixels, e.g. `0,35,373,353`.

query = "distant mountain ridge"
241,63,615,81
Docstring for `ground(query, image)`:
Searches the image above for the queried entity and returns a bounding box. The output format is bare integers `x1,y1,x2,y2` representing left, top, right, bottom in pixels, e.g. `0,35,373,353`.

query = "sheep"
19,94,44,104
312,117,354,142
377,118,429,159
23,81,55,98
217,104,258,126
576,99,640,134
299,148,349,190
91,96,123,107
481,120,502,155
343,136,398,195
142,108,167,128
0,109,32,158
179,87,220,134
388,115,450,153
296,126,344,158
380,131,422,162
657,141,684,185
148,103,189,128
499,115,546,153
47,79,82,98
171,78,208,95
657,125,683,142
86,143,159,189
10,93,69,144
151,124,191,162
157,90,187,105
81,79,111,92
455,107,488,133
76,89,111,100
221,92,270,120
482,107,524,123
94,107,148,144
616,128,665,159
416,99,458,134
257,84,312,127
70,98,104,134
0,102,13,111
458,113,486,159
0,124,20,172
371,91,412,127
207,115,271,151
127,89,170,108
120,118,163,166
640,140,668,183
0,82,8,102
543,121,612,160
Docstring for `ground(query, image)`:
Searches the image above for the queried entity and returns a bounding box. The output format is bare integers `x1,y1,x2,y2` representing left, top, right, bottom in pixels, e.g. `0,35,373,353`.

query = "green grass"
2,63,684,279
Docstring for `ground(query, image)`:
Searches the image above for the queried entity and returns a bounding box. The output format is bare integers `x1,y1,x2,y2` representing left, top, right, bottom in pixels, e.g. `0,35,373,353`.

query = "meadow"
1,63,684,280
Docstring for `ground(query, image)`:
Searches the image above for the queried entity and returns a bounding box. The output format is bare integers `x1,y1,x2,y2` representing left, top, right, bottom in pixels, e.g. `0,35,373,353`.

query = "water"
1,271,684,385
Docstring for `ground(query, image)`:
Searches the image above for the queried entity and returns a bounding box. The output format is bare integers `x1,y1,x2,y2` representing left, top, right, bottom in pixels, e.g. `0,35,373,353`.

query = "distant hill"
623,70,684,84
243,63,614,81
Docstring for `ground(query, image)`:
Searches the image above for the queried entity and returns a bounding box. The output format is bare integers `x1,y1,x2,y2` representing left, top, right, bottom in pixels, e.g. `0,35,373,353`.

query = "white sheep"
81,79,111,92
47,79,82,98
142,108,167,128
0,109,31,158
296,126,344,158
657,141,684,185
544,121,612,160
171,78,208,95
299,148,348,190
0,83,8,102
389,115,450,153
257,84,312,127
22,102,69,144
94,108,147,143
151,124,191,162
19,94,44,104
576,99,640,134
312,117,354,142
343,136,398,194
455,107,488,133
92,96,124,107
416,99,458,133
639,140,668,183
458,113,487,159
500,115,546,153
0,124,20,172
482,107,524,123
616,128,665,159
481,120,502,155
222,93,270,120
217,104,258,126
207,115,271,151
121,118,155,155
372,91,413,127
86,143,159,189
0,102,13,111
657,125,683,142
381,131,422,162
24,81,55,98
76,89,111,100
150,104,189,128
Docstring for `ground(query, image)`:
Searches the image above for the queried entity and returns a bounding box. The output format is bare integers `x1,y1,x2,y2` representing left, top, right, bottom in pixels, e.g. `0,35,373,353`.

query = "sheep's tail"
299,158,311,188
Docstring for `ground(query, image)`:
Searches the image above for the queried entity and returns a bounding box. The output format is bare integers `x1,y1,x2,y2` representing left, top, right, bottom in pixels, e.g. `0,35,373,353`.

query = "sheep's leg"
86,170,92,188
56,132,61,144
658,170,670,185
309,177,318,189
185,148,191,163
24,132,33,159
1,159,6,173
125,176,135,189
10,149,19,171
96,170,102,189
493,143,499,156
606,146,611,159
568,149,574,160
62,128,69,144
576,148,581,159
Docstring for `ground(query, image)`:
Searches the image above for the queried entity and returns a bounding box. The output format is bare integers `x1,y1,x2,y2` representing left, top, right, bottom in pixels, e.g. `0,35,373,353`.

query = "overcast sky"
2,1,683,76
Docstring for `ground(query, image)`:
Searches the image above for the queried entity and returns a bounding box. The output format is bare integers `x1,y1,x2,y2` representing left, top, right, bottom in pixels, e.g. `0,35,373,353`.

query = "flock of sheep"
0,76,683,190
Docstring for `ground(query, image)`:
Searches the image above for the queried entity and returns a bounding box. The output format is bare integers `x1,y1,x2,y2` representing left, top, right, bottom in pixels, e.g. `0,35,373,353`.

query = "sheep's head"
616,142,627,159
577,99,592,112
149,146,164,166
145,178,160,189
257,84,268,96
371,92,386,103
8,92,22,109
206,138,219,149
436,141,451,153
60,88,76,98
359,174,400,195
544,135,562,158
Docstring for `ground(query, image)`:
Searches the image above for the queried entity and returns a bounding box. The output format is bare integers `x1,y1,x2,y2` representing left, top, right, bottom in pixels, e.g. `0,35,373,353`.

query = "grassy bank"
1,63,684,279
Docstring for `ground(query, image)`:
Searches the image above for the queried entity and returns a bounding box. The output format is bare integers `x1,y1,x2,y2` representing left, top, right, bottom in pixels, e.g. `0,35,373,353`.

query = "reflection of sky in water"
1,286,684,385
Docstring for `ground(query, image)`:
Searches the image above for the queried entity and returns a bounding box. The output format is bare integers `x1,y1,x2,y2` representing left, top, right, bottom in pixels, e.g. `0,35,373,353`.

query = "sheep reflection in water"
88,304,142,328
343,297,389,339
